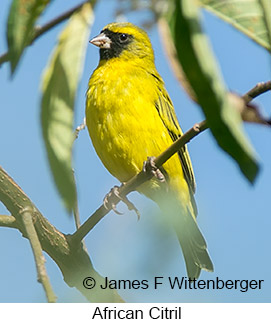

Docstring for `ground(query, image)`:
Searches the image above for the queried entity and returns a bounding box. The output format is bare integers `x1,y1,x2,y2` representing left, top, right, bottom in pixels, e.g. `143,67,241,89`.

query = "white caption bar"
0,303,270,322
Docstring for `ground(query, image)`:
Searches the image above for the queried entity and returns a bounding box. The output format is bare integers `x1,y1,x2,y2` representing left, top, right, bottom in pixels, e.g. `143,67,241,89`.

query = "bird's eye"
119,33,128,42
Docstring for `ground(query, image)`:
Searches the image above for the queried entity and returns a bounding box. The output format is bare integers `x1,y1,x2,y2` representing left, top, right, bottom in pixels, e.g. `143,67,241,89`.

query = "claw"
112,204,123,215
103,185,141,219
120,194,141,221
103,186,123,215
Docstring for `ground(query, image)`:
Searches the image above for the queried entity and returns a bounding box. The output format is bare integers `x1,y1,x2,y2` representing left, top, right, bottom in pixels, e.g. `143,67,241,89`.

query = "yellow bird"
86,22,213,279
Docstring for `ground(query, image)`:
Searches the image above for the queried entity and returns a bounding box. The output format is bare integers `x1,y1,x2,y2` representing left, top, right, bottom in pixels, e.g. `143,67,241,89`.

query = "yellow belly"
85,61,190,203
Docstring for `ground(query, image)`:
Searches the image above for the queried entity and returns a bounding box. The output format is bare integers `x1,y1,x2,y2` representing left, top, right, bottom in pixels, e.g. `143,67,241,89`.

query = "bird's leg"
103,185,141,220
143,156,167,183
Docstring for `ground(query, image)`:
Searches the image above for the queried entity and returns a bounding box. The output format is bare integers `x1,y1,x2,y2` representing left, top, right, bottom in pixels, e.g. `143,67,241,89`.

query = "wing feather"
152,73,196,197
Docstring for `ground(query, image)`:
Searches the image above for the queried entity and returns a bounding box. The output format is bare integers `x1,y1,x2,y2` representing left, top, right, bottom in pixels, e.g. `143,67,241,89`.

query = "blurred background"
0,0,270,302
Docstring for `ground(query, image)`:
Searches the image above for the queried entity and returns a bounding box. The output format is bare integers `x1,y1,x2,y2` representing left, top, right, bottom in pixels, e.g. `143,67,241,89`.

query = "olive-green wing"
152,74,196,196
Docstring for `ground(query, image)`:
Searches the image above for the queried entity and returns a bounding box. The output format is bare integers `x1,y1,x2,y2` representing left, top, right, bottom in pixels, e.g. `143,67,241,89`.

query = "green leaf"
199,0,271,51
41,3,94,212
7,0,50,74
169,0,259,183
259,0,271,48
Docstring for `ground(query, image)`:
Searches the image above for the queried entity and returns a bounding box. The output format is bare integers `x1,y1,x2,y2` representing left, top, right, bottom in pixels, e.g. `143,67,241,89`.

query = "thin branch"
242,81,271,103
34,1,96,39
75,118,86,139
72,169,88,253
0,53,9,66
156,121,207,168
71,81,271,244
21,207,57,303
0,0,96,67
73,182,81,231
0,214,17,228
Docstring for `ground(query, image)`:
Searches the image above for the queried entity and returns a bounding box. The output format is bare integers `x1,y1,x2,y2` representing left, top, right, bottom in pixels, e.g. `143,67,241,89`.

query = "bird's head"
90,22,155,63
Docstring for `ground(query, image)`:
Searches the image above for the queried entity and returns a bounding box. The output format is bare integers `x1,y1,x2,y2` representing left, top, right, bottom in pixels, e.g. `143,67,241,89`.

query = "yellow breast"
85,59,188,202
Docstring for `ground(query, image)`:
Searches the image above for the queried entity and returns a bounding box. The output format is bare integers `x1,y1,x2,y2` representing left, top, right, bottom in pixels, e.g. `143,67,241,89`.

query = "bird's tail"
175,206,213,279
157,194,213,279
139,183,213,279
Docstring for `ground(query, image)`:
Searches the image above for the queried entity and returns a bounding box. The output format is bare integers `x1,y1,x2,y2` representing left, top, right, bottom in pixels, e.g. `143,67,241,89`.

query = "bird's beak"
89,33,111,49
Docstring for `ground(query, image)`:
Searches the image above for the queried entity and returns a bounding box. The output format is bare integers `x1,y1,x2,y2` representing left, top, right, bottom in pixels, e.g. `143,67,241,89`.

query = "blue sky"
0,0,270,302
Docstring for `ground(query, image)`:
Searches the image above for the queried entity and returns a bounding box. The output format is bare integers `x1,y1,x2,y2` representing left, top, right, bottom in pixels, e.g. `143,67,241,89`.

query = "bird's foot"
103,185,141,220
103,186,123,215
143,156,167,183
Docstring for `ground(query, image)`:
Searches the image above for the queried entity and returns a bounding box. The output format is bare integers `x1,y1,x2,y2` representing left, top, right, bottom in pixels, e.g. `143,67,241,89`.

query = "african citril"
86,22,213,279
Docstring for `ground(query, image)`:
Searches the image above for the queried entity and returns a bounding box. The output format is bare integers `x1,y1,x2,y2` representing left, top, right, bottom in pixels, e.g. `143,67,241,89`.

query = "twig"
0,0,96,67
71,81,271,244
0,53,9,65
72,169,88,253
73,187,81,231
242,81,271,103
156,121,207,168
34,1,96,39
20,207,57,303
0,215,17,228
74,118,86,140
